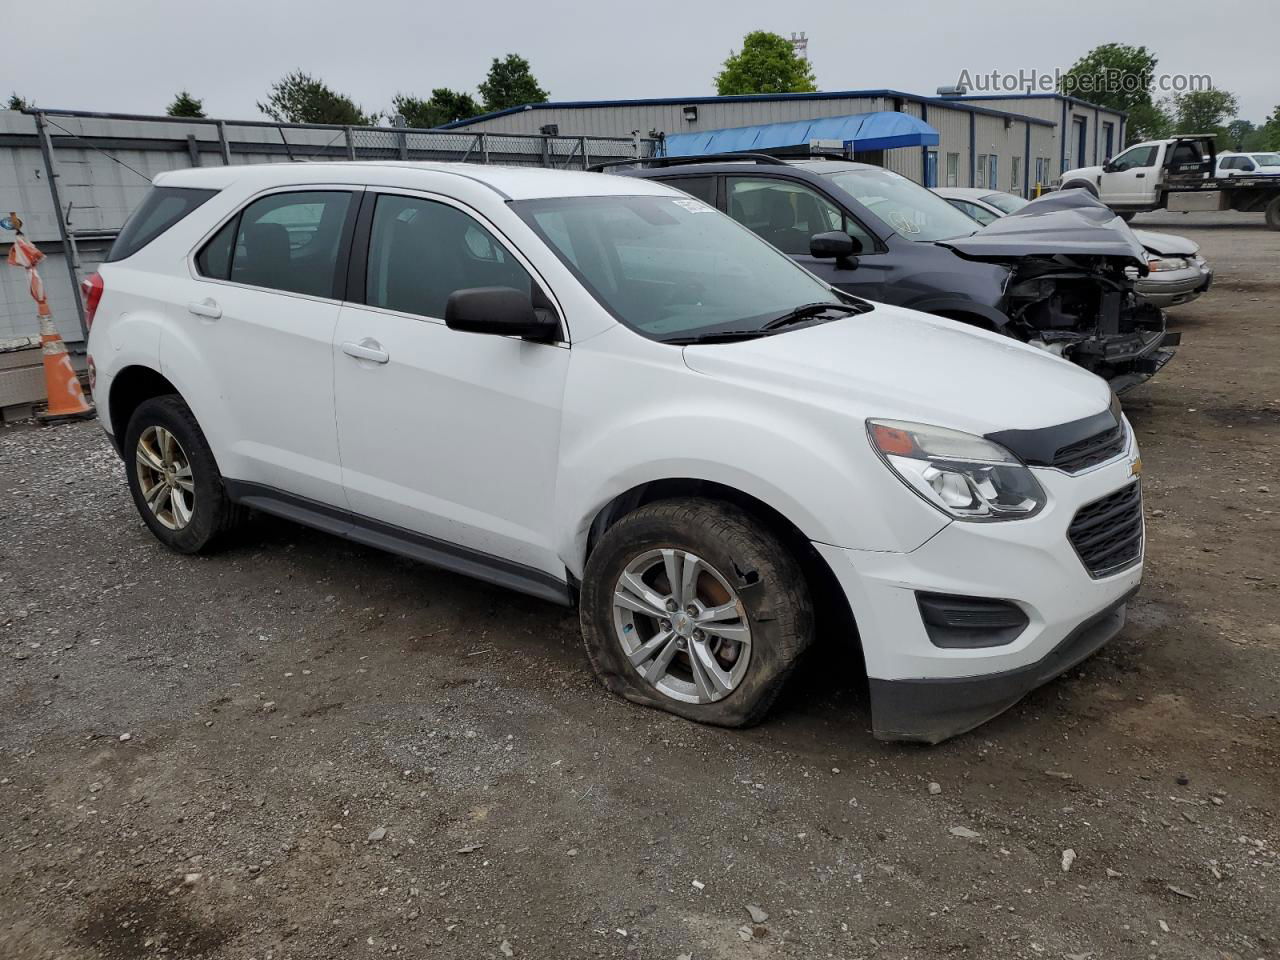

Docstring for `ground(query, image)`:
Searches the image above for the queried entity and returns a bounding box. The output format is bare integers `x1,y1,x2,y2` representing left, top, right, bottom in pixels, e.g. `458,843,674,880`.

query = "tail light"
81,272,104,329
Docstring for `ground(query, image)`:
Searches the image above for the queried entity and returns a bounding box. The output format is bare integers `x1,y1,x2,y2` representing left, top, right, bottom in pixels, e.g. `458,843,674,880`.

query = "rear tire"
1265,196,1280,230
123,395,244,554
580,498,813,727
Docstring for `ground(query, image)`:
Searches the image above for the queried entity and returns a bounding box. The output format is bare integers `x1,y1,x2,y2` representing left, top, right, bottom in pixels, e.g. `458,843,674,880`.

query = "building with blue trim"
441,89,1124,197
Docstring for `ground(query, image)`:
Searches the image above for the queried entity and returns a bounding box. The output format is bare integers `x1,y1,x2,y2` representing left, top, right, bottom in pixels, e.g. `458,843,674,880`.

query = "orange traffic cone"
5,231,95,422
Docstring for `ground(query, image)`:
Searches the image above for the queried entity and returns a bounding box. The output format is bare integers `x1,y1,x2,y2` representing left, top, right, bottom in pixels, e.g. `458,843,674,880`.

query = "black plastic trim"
869,586,1139,743
985,399,1121,470
916,592,1029,648
223,480,572,607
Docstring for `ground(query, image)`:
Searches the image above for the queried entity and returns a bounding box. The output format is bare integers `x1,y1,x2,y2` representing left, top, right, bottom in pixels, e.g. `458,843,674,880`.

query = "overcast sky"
5,0,1275,124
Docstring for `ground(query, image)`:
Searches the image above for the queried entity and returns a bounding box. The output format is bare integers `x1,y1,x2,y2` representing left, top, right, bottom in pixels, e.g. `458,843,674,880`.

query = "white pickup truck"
1058,135,1280,229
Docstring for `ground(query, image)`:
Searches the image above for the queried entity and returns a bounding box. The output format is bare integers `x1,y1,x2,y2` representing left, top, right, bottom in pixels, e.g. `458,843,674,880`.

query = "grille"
1052,423,1126,473
1068,482,1143,578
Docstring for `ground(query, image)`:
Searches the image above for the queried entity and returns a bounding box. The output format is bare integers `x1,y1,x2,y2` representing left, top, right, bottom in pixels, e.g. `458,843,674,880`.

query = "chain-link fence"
1,109,658,341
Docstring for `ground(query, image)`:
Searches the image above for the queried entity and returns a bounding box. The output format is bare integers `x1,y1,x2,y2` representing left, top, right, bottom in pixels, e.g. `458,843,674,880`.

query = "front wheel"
580,499,813,727
123,395,243,553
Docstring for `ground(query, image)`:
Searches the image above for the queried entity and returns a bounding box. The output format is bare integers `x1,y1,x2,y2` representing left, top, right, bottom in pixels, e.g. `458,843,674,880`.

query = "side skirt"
223,480,573,607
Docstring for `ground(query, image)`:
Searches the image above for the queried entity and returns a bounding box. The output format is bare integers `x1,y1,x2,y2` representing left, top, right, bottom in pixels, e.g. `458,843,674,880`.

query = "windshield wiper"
759,301,866,331
663,329,773,345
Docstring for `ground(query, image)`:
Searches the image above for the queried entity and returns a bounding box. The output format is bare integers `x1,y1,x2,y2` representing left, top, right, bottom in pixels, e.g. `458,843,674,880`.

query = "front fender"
904,296,1014,331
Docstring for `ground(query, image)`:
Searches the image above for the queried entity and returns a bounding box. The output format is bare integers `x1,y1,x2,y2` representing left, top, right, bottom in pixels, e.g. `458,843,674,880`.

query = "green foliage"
1169,88,1239,138
391,89,481,128
1126,101,1173,144
6,92,31,110
715,31,816,96
478,54,549,112
1059,43,1158,114
166,90,206,118
258,70,375,125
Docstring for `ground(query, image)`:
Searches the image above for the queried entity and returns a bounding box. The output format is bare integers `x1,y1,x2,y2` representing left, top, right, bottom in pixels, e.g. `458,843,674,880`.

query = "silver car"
934,187,1213,309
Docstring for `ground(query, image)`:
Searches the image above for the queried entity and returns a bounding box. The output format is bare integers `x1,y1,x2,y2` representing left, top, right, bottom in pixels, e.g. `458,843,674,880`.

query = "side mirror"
1102,161,1117,173
445,286,558,341
810,231,862,260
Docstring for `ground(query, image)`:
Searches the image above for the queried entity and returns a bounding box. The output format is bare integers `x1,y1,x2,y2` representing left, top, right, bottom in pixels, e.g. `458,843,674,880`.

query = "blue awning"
662,111,939,157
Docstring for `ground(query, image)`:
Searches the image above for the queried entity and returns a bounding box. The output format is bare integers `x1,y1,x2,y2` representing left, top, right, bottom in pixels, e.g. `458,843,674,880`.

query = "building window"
924,149,939,188
945,152,959,187
987,155,998,191
1011,157,1021,193
976,154,988,188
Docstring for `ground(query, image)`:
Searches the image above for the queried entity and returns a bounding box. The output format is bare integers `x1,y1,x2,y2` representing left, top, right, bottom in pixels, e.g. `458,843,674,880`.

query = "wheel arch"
107,364,183,454
1061,180,1099,196
583,477,859,657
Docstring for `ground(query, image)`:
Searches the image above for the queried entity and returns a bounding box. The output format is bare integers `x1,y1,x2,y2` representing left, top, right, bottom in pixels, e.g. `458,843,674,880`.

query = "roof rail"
588,152,789,172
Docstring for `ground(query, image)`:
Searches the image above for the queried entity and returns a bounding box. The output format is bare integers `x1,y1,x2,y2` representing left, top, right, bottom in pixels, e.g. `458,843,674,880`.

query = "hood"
939,190,1148,264
1131,228,1198,257
681,303,1113,437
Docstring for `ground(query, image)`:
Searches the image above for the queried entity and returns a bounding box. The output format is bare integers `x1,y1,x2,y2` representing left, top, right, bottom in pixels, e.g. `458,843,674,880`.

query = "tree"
391,88,481,128
1225,119,1255,151
1170,89,1239,136
258,70,375,125
715,31,816,96
1059,44,1167,145
478,54,549,112
6,93,31,110
167,90,206,118
1126,101,1173,143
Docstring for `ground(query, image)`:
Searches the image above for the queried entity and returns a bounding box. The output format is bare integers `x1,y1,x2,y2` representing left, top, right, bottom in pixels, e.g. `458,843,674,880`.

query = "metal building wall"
928,107,972,188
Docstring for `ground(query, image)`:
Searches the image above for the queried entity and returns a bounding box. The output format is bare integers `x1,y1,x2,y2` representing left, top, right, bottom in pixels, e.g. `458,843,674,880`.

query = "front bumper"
814,440,1143,743
1137,259,1213,308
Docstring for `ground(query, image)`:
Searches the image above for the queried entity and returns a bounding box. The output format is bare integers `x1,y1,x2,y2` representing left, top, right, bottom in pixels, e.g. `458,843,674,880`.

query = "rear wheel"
580,499,813,727
1265,196,1280,230
123,395,243,553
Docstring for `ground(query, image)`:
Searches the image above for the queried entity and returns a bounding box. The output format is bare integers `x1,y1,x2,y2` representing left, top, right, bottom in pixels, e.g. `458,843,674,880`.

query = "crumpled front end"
1003,255,1177,393
941,191,1178,392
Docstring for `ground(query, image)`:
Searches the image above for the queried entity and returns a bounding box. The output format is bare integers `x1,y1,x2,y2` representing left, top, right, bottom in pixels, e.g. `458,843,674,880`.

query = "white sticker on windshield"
671,198,713,214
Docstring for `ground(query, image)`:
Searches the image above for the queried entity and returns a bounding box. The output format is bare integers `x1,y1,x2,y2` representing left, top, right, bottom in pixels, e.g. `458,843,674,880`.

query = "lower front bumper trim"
868,587,1139,744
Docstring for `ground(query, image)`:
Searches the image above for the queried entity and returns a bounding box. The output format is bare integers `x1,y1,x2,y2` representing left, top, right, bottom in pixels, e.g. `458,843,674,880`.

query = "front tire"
1265,196,1280,230
123,395,243,554
580,499,813,727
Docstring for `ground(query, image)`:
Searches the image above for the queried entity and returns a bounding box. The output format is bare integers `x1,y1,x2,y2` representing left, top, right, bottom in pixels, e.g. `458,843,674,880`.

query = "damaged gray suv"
614,156,1177,392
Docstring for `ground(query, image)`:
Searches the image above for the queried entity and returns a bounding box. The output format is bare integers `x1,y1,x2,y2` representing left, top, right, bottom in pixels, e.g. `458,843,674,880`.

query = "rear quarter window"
106,186,218,262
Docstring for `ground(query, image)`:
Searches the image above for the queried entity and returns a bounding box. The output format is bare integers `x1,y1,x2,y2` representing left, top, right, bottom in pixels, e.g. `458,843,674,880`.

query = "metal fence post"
580,137,589,171
397,126,408,161
480,134,489,164
216,120,232,164
186,134,201,167
33,112,88,340
344,126,356,160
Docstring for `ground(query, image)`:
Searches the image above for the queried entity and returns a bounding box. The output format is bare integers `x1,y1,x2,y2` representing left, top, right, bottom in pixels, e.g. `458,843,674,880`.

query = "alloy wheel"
611,548,752,704
135,425,195,530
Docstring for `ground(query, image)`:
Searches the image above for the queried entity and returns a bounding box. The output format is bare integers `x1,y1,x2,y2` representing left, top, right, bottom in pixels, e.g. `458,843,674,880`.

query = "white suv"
86,162,1144,742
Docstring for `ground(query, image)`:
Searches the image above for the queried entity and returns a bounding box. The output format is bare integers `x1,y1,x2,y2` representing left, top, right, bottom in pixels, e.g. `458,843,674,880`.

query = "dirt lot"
1,212,1277,960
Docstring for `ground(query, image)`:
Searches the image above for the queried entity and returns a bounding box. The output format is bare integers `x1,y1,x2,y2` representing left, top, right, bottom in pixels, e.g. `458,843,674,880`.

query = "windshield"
513,195,845,341
981,193,1030,215
1254,153,1280,167
824,168,979,242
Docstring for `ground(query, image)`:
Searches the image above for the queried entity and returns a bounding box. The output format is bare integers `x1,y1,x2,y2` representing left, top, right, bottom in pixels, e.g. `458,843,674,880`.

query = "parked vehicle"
1215,151,1280,178
934,187,1213,309
87,162,1145,744
1058,135,1280,229
614,155,1174,392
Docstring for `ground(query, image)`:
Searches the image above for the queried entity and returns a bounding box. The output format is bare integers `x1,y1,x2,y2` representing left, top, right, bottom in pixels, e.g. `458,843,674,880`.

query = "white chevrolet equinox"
85,162,1145,742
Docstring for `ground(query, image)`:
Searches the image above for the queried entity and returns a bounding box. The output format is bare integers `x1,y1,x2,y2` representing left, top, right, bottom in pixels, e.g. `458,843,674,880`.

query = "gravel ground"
1,212,1277,960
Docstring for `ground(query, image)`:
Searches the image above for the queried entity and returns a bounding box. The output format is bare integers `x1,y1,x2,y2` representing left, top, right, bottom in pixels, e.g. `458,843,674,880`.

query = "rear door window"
107,186,217,262
196,191,354,298
657,176,717,205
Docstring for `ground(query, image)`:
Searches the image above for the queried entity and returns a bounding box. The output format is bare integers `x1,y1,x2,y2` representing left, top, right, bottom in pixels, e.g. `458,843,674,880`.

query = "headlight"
867,420,1047,522
1146,257,1189,272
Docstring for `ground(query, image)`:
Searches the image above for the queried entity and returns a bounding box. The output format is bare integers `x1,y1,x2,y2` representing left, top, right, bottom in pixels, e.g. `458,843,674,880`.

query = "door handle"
1135,173,1145,178
341,339,389,364
187,298,222,319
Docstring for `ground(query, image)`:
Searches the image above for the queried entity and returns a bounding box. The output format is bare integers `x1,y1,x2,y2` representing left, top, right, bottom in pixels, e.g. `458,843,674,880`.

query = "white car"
934,187,1213,309
1216,151,1280,177
85,162,1145,743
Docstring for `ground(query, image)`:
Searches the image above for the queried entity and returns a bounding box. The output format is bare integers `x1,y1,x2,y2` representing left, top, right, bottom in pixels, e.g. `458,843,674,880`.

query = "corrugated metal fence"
0,109,657,344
